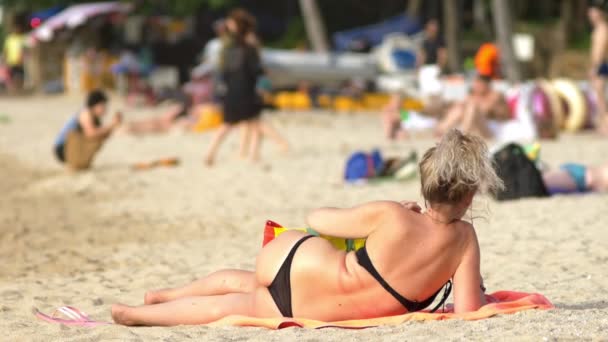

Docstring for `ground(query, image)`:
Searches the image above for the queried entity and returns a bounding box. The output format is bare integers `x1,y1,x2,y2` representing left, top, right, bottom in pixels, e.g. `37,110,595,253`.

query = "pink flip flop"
34,306,112,327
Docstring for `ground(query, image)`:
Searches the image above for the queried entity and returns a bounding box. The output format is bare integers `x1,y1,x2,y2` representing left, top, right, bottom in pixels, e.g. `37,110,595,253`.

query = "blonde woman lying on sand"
111,129,503,326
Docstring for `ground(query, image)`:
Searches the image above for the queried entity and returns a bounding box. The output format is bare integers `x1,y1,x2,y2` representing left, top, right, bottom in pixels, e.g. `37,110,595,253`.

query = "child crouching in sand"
112,129,502,326
54,90,122,171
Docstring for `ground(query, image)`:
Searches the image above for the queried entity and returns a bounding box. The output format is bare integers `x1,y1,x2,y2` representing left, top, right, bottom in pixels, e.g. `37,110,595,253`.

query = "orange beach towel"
35,291,552,329
208,291,553,329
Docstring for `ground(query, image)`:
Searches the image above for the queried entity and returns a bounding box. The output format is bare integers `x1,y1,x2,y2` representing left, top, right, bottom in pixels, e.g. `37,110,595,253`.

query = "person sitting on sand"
436,75,510,138
127,65,214,135
543,162,608,194
54,90,122,170
111,129,502,326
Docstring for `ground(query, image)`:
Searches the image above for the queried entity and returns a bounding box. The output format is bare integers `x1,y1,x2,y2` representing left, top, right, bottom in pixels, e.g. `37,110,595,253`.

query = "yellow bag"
192,105,223,132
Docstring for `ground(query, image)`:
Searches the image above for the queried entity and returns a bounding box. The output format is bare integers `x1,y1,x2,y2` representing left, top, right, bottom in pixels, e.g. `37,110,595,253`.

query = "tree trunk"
407,0,422,18
491,0,522,82
473,0,490,37
556,0,574,51
443,0,462,73
299,0,330,52
573,0,588,35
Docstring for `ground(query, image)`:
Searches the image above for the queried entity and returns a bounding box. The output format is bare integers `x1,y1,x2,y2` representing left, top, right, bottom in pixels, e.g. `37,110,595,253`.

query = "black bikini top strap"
356,246,416,309
429,279,452,313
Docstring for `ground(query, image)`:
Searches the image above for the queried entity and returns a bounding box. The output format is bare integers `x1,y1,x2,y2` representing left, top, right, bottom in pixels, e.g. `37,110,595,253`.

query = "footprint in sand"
1,290,23,301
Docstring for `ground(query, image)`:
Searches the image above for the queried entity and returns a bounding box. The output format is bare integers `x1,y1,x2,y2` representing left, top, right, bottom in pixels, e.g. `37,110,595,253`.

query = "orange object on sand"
208,291,553,329
191,105,223,132
132,157,180,171
475,43,500,79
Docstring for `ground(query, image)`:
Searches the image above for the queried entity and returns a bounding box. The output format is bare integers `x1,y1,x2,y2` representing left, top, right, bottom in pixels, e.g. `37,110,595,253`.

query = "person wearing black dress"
204,9,263,165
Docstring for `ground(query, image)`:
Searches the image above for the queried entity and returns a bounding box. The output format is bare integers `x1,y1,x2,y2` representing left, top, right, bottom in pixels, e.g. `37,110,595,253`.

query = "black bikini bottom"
267,235,314,317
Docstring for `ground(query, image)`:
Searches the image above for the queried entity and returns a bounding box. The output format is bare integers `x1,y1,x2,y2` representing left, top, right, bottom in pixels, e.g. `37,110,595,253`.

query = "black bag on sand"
492,143,549,201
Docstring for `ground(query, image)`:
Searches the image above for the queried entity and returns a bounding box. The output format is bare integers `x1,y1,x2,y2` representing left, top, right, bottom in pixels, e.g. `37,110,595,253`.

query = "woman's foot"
278,142,290,155
111,303,136,326
204,155,214,167
144,290,170,305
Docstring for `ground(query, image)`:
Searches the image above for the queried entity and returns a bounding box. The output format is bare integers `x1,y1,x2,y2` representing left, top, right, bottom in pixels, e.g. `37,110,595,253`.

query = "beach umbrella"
30,2,132,42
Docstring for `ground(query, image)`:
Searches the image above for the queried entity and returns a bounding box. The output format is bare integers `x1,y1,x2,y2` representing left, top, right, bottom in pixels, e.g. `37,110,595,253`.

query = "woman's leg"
592,77,607,133
381,109,399,140
128,105,183,134
248,120,262,162
436,101,465,136
144,269,257,305
542,169,578,192
588,164,608,192
259,121,289,153
239,122,251,159
64,131,106,170
113,292,262,326
204,124,232,166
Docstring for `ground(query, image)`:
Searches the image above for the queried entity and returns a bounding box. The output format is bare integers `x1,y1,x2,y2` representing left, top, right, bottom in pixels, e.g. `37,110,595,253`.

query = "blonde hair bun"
419,129,503,204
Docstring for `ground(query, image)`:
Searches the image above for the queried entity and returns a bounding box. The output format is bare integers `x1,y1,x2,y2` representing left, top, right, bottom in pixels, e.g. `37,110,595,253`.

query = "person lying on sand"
111,129,502,326
436,75,510,138
127,65,214,135
543,162,608,194
53,90,122,171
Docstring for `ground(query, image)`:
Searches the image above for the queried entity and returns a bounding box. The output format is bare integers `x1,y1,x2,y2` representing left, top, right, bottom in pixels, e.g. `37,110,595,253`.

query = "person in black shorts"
204,9,264,165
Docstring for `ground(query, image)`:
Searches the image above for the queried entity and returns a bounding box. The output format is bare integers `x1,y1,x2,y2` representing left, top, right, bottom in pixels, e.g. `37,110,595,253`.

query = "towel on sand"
35,291,552,329
208,291,553,329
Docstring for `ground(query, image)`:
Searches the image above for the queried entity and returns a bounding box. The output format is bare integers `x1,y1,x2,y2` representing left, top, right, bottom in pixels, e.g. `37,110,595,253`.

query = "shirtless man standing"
436,75,510,138
589,1,608,134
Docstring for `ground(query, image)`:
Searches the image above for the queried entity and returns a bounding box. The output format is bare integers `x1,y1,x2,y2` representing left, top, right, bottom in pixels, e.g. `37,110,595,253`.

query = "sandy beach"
1,94,607,341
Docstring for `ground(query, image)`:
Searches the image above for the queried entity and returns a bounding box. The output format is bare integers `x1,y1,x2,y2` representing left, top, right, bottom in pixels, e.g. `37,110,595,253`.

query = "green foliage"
515,19,560,32
570,32,591,51
136,0,235,16
266,16,306,49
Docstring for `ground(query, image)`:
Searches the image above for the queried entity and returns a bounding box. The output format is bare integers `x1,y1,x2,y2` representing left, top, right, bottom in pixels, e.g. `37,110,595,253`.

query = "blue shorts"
561,163,588,193
597,62,608,77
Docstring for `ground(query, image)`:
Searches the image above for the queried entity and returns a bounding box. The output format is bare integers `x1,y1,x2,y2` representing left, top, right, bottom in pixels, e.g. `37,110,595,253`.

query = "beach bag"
344,150,383,182
492,143,549,201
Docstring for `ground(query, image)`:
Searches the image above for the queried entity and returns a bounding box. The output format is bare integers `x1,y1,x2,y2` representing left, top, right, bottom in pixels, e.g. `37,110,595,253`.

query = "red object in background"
30,17,42,28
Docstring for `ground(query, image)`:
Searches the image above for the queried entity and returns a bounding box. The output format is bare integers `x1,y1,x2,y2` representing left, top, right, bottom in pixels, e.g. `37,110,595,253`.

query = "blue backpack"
344,150,384,182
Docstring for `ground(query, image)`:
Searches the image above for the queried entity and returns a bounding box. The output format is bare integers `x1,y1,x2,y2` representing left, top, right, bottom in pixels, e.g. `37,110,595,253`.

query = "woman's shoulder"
451,220,478,246
76,108,88,121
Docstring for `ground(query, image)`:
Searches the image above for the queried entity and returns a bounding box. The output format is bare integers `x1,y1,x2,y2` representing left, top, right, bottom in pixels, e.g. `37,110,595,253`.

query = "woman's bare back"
258,203,473,321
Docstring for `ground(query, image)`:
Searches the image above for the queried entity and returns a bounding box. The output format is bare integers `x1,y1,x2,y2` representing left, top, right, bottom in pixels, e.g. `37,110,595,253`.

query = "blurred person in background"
202,19,228,70
588,0,608,134
436,75,509,138
127,64,214,134
204,9,287,166
416,19,447,70
54,90,122,171
2,21,26,92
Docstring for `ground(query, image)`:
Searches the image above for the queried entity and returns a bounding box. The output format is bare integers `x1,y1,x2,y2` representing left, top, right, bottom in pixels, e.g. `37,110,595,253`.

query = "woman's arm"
452,226,486,313
306,201,405,239
79,111,120,139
